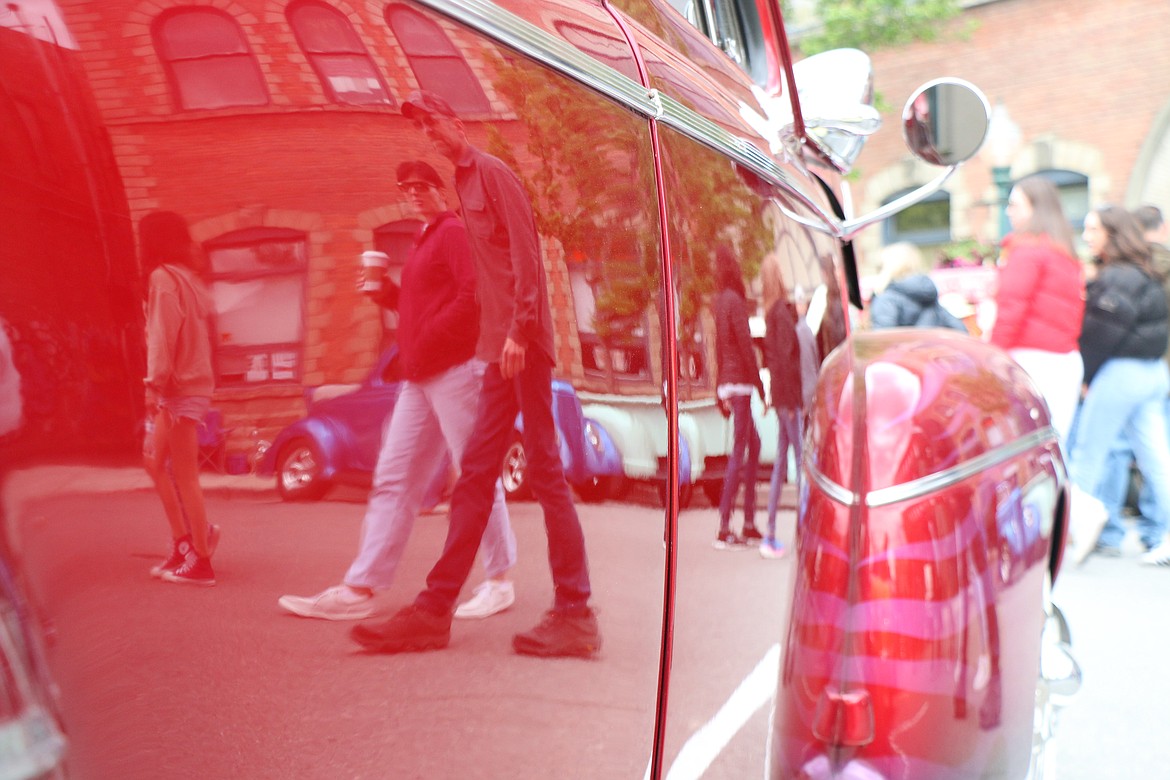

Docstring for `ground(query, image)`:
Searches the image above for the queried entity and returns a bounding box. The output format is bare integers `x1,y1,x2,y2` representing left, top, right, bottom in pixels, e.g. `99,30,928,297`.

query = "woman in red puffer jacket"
990,175,1086,445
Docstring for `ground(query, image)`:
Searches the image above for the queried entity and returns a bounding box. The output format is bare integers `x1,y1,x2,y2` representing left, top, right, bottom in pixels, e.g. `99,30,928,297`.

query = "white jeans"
1008,348,1083,446
345,358,515,589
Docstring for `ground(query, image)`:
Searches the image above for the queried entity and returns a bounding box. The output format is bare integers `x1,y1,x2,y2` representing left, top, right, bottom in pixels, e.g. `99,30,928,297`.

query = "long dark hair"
1093,205,1153,271
715,245,746,297
1013,175,1076,256
138,210,198,283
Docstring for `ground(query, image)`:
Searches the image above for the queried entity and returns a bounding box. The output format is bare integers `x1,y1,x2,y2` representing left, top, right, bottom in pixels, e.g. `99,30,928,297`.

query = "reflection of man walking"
352,91,599,657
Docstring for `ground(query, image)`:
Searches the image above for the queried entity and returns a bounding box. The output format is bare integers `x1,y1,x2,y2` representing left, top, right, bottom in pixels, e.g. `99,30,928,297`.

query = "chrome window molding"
413,0,841,233
806,426,1059,508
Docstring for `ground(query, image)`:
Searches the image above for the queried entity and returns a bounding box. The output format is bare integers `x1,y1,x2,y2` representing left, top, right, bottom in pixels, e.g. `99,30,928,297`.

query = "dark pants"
415,355,591,614
718,394,760,531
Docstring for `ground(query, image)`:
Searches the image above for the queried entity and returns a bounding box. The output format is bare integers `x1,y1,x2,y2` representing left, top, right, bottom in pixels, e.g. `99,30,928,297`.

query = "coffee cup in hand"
360,251,389,292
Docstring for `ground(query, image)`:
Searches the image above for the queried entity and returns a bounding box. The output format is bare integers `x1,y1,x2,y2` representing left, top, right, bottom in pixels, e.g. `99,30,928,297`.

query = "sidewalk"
3,463,274,520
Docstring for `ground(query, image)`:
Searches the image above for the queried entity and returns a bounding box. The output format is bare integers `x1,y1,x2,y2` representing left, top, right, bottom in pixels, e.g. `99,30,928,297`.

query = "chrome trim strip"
807,463,857,506
807,427,1058,508
412,0,842,234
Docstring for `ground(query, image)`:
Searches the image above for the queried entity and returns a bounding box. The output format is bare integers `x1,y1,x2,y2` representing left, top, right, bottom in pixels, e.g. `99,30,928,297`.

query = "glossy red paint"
774,330,1067,778
0,1,1063,778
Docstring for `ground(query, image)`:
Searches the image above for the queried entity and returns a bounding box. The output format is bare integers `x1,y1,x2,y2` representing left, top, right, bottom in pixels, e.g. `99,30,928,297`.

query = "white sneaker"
278,585,374,620
454,580,515,619
1066,485,1108,566
1140,542,1170,567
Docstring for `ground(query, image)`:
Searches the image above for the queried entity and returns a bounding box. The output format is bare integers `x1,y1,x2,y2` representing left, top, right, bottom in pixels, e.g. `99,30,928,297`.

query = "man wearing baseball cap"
352,91,600,657
280,160,517,622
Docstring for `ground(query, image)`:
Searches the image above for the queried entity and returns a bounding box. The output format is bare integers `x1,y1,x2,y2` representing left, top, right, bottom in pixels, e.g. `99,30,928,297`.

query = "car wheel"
276,438,329,501
501,433,530,500
1027,574,1080,780
573,476,612,503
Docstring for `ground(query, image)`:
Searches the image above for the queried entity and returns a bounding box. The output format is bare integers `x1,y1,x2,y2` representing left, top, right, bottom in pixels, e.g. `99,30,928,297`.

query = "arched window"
385,5,490,114
1035,169,1089,231
153,8,268,110
204,227,307,385
882,187,951,247
287,1,392,106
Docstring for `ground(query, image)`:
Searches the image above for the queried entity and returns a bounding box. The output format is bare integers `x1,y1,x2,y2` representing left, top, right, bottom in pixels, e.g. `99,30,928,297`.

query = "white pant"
345,359,515,589
1009,348,1083,446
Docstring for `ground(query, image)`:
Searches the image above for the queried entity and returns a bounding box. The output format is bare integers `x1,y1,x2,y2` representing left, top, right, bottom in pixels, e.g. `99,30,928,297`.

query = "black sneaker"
350,605,451,653
712,531,746,550
161,554,215,587
741,526,764,545
151,536,192,578
513,608,601,658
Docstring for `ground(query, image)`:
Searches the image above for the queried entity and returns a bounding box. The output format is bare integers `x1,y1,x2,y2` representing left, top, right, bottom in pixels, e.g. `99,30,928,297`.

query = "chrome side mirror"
902,78,991,166
793,48,882,173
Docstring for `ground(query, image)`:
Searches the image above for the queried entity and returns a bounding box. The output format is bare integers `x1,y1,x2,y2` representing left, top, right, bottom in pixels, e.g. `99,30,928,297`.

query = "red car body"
0,0,1073,778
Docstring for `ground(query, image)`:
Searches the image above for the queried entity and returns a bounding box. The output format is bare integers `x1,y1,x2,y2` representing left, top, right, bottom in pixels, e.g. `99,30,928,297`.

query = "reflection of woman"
141,211,219,586
759,255,798,560
990,175,1085,445
712,247,764,549
1067,206,1170,564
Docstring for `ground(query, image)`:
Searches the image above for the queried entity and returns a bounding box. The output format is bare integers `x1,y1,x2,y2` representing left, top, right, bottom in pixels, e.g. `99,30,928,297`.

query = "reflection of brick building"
52,0,554,457
841,0,1170,270
23,0,677,462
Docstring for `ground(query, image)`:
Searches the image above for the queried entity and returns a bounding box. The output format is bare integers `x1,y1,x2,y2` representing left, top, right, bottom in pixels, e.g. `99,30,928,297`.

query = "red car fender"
771,329,1068,779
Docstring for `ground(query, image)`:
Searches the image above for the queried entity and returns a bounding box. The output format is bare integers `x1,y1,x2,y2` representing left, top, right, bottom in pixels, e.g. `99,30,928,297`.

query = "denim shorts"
159,395,212,422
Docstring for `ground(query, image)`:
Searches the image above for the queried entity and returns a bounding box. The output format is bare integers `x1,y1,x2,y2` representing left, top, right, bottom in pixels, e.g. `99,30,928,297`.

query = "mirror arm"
838,165,958,242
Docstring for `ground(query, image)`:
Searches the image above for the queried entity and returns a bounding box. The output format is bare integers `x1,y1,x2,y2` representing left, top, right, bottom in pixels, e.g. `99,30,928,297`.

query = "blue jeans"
415,355,591,614
718,394,760,531
1098,397,1170,549
345,359,515,589
1070,358,1170,548
766,406,802,538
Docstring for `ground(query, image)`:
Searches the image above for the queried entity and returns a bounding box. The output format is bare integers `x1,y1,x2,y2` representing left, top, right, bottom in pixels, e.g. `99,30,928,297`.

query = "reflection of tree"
659,133,770,396
483,54,659,391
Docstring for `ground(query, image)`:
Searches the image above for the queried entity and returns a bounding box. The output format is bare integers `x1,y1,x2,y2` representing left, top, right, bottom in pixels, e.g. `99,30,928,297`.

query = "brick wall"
847,0,1170,269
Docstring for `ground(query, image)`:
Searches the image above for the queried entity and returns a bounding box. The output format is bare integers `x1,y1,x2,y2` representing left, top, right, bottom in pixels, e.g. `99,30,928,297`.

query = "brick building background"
841,0,1170,273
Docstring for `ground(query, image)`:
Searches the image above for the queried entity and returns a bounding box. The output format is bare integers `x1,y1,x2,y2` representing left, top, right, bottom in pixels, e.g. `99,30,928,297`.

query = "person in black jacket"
1066,205,1170,565
868,242,967,331
712,246,765,549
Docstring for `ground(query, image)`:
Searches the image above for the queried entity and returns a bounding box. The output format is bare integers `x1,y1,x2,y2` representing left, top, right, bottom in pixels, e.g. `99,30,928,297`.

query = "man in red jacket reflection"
351,91,600,657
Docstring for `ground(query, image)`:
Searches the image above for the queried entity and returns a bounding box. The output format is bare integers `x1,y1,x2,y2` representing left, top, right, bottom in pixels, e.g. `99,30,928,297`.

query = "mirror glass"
902,79,991,166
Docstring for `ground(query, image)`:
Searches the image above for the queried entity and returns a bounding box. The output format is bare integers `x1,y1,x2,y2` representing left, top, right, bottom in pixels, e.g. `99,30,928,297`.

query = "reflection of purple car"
257,348,623,503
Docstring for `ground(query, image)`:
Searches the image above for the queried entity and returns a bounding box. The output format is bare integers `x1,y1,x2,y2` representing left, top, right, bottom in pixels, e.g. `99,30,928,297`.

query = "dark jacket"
1079,261,1169,385
763,299,801,410
714,288,764,396
990,234,1084,354
377,211,479,382
870,274,966,331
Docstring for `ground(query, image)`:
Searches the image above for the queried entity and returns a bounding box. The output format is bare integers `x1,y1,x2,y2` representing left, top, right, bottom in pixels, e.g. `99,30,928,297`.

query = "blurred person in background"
988,175,1085,446
1066,206,1170,565
1096,206,1170,558
868,242,967,331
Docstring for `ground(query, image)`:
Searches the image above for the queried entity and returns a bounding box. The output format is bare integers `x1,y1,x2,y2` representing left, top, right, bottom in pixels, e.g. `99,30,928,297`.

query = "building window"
568,260,652,384
385,5,490,114
1035,169,1089,231
882,187,951,247
204,227,307,386
153,8,268,110
288,1,392,106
